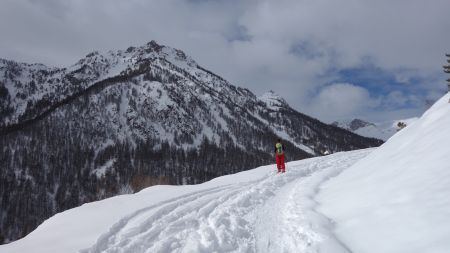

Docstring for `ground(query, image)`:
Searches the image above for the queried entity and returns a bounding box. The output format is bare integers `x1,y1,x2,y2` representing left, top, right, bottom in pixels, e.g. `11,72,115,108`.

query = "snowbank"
317,93,450,253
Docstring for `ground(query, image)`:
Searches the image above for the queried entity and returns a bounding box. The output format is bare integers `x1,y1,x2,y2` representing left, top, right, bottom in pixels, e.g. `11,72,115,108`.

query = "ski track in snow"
82,150,371,253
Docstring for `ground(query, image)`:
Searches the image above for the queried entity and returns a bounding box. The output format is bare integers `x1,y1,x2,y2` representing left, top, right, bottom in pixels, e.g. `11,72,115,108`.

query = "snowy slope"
1,92,448,253
332,118,419,141
318,93,450,253
0,149,372,253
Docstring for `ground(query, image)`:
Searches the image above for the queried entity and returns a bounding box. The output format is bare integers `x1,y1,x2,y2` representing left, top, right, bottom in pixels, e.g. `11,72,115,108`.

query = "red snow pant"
276,153,285,172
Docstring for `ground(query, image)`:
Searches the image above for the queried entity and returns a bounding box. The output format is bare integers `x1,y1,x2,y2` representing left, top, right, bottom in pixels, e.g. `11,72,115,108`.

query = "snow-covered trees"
444,53,450,91
397,121,407,131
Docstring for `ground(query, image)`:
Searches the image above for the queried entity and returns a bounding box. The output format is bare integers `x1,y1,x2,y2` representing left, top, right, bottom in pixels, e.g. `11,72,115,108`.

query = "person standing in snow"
274,139,285,173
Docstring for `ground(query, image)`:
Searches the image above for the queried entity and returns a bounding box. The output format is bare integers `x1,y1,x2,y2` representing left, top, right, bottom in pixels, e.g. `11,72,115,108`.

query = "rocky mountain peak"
332,118,375,131
348,119,375,131
146,40,164,52
259,90,288,110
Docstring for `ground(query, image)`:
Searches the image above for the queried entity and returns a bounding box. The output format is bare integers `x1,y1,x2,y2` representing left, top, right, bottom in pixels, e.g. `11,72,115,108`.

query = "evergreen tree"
444,53,450,91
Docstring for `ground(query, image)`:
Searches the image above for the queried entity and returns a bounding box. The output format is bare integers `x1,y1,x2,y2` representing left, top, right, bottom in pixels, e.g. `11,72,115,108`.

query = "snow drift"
317,93,450,253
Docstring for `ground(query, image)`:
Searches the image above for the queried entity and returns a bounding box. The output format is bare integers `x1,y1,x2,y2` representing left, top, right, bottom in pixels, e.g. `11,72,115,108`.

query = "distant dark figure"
274,139,285,173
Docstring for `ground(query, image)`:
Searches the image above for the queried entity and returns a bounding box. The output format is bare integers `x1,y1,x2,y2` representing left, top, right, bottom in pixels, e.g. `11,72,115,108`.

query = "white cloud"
306,83,380,122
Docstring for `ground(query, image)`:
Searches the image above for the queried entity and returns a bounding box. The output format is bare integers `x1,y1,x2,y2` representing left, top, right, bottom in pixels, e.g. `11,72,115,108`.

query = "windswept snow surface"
317,93,450,253
0,149,372,253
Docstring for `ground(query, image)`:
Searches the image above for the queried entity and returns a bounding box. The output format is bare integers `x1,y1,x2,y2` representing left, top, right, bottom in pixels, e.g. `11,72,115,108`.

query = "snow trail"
82,149,371,253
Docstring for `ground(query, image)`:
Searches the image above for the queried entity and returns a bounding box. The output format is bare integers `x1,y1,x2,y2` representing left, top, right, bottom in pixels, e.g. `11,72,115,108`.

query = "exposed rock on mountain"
0,41,382,243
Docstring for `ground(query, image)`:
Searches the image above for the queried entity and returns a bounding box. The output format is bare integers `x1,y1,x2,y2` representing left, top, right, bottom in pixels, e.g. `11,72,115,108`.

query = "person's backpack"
275,142,283,154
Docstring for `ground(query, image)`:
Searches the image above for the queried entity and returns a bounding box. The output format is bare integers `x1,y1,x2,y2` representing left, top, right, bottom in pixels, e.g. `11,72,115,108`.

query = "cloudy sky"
1,0,449,123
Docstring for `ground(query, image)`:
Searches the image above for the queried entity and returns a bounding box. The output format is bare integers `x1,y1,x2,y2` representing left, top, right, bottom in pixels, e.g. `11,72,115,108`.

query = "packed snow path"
81,150,370,253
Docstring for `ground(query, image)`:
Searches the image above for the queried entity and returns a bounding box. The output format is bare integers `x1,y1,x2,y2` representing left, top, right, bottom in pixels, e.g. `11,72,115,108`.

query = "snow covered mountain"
0,41,382,243
2,93,448,253
332,118,418,141
332,119,375,131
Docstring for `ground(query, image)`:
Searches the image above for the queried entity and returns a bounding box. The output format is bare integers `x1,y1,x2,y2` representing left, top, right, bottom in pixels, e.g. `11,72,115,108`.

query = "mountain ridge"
332,117,419,141
0,40,382,243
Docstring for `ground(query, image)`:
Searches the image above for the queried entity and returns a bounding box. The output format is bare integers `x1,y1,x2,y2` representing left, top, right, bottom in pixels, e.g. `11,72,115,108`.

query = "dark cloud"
1,0,449,122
